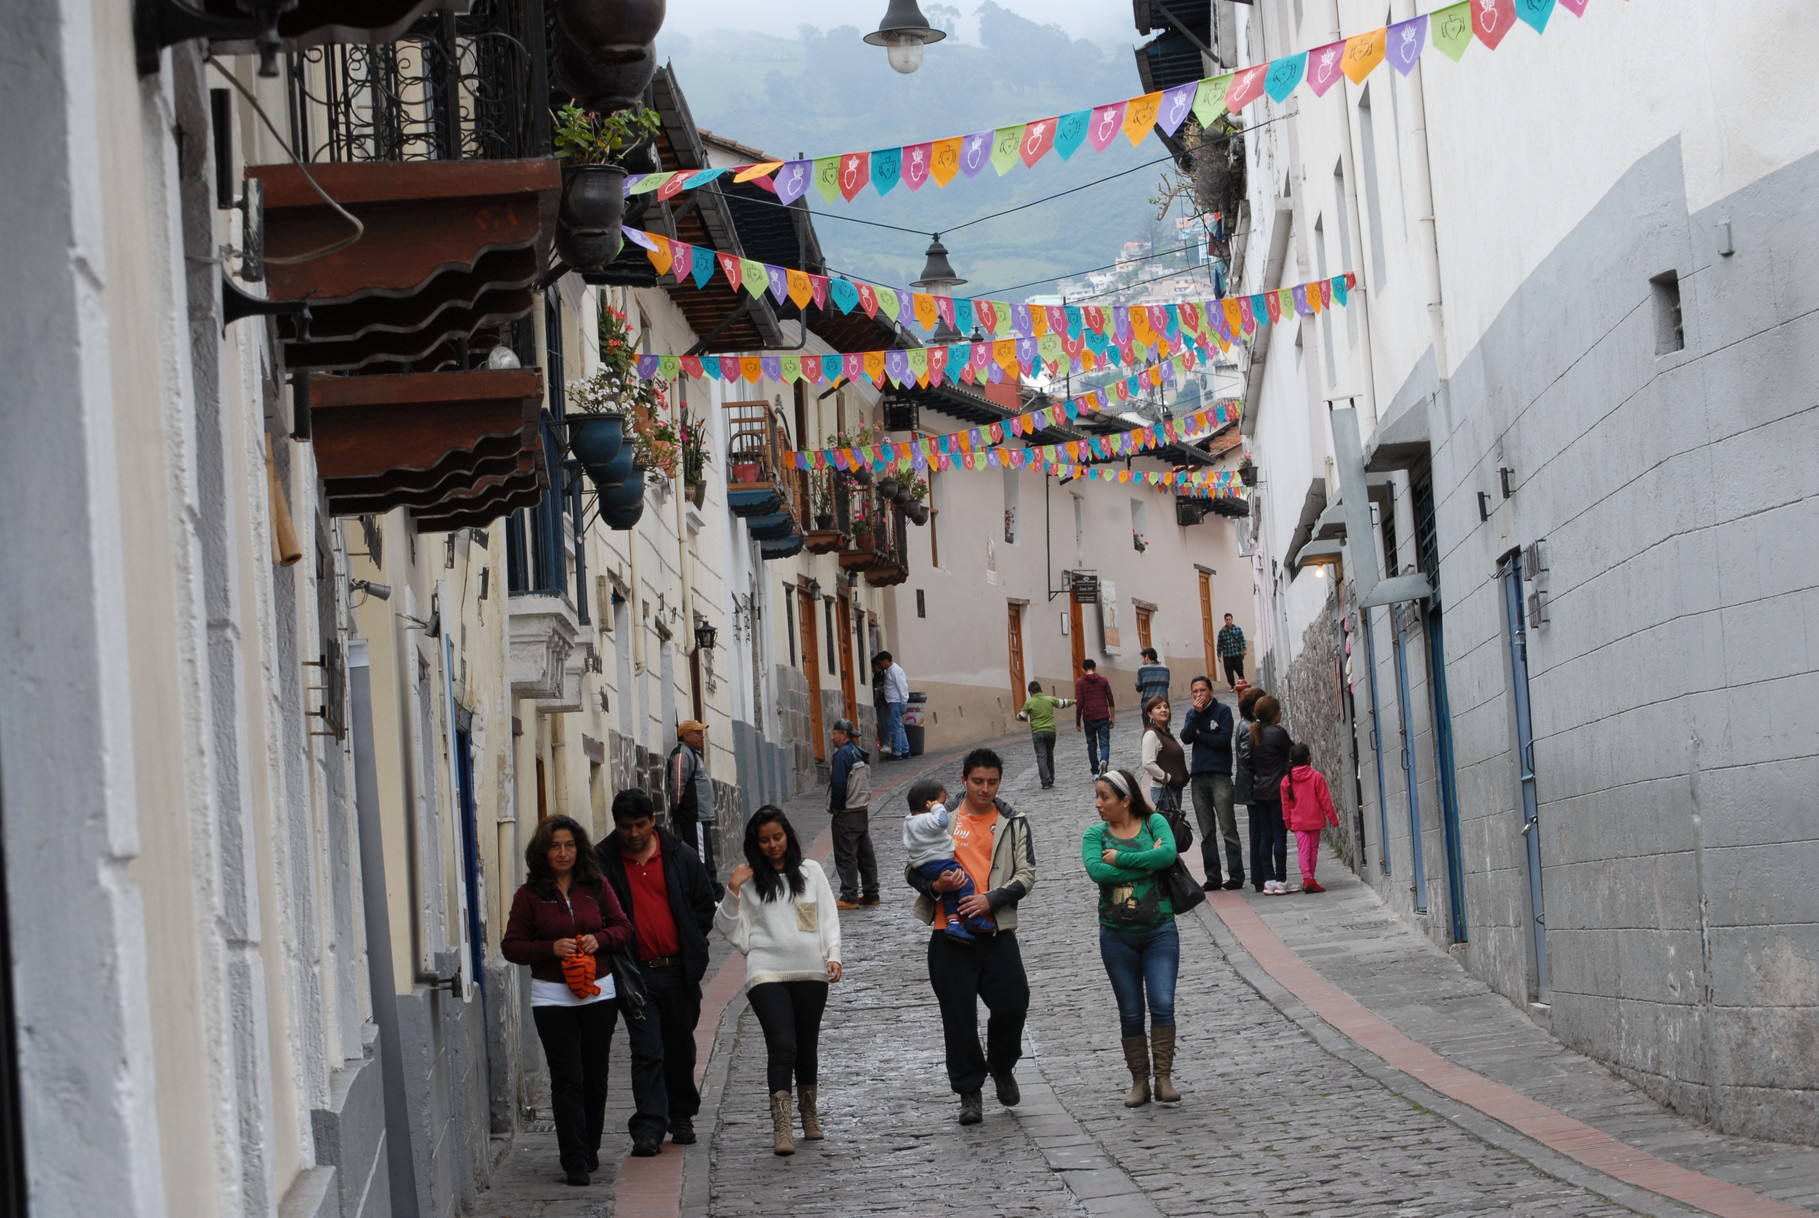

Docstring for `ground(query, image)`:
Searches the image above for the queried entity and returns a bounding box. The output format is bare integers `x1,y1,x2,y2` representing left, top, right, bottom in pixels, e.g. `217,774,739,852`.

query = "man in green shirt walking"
1015,681,1075,790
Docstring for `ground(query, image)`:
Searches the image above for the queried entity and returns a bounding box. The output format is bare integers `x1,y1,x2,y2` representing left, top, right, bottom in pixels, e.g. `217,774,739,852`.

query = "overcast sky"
663,0,1136,46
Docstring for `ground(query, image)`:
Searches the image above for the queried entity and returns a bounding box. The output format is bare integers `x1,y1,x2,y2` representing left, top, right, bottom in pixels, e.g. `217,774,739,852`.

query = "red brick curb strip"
1206,892,1810,1218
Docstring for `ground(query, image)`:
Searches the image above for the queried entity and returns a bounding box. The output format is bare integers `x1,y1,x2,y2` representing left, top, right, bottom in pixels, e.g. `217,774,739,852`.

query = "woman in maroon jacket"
502,815,633,1186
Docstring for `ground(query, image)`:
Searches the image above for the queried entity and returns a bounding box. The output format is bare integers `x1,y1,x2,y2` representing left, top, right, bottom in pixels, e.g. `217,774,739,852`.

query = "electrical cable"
207,55,365,265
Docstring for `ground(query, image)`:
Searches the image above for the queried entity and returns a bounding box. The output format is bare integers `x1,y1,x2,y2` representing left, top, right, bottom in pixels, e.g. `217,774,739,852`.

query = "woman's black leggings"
746,979,829,1094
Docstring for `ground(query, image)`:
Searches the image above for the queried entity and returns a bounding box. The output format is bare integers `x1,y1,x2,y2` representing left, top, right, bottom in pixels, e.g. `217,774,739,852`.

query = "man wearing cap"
668,719,720,894
828,719,879,909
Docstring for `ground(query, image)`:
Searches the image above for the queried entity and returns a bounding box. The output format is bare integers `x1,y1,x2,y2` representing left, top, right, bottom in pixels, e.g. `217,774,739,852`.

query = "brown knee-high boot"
798,1084,824,1140
1151,1025,1181,1103
769,1090,795,1155
1120,1034,1151,1107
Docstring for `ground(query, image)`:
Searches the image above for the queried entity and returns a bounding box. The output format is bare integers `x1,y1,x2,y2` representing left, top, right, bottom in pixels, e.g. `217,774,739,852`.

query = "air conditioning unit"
1175,497,1208,526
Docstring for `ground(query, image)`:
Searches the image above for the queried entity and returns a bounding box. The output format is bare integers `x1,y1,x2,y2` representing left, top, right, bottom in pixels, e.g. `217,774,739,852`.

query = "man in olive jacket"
903,747,1037,1126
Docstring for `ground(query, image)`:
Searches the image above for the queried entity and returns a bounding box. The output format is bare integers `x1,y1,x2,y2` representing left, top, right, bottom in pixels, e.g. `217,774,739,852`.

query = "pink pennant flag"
842,353,865,385
810,275,830,310
902,142,933,191
936,295,955,328
1473,0,1517,49
655,172,690,201
1305,42,1347,97
927,345,949,385
1559,0,1589,12
1225,64,1268,113
1020,117,1058,167
1087,101,1126,153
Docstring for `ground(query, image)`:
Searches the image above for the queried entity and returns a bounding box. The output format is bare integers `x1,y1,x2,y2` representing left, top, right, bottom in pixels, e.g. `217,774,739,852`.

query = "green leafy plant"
680,411,709,485
552,104,662,167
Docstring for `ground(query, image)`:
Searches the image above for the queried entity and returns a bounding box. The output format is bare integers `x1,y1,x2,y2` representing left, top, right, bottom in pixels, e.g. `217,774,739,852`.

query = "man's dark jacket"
597,828,718,987
1179,699,1234,775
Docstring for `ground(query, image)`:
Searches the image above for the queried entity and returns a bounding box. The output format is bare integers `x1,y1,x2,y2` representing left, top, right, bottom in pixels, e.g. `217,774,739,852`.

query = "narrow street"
480,718,1819,1217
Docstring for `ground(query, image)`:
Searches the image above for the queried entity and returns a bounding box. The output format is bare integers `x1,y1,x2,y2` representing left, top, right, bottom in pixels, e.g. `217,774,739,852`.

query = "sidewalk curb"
1182,894,1720,1218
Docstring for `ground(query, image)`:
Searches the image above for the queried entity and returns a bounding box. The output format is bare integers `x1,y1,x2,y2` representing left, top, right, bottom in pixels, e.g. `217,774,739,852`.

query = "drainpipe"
348,640,422,1217
1327,0,1383,435
675,379,697,686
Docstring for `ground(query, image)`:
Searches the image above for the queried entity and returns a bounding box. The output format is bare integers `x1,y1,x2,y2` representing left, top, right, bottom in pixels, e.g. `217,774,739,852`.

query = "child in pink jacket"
1279,743,1339,893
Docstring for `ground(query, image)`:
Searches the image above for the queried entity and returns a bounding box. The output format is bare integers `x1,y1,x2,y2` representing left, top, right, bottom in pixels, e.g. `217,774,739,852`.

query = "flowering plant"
627,381,679,477
552,104,662,166
1133,530,1149,553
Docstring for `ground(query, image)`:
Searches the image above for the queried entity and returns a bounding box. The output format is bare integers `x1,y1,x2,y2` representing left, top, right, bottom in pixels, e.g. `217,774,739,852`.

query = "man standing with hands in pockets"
1179,676,1243,891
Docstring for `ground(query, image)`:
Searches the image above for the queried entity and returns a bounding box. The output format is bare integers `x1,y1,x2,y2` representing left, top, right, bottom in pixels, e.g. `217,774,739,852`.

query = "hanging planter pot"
850,465,872,486
889,483,911,506
585,440,636,491
904,502,929,526
597,464,648,528
554,37,656,114
1238,463,1258,487
567,413,625,476
560,163,628,234
559,0,667,54
555,224,624,274
601,499,646,530
877,476,900,501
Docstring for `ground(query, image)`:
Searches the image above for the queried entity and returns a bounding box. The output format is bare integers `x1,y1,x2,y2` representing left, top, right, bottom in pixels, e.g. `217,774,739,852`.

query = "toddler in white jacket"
903,779,995,941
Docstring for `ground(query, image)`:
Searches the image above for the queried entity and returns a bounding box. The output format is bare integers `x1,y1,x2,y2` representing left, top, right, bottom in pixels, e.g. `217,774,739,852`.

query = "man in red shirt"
597,789,719,1152
1074,658,1117,777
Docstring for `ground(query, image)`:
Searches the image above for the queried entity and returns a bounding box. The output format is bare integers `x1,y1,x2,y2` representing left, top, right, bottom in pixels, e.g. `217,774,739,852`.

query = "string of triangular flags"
631,274,1352,388
1036,460,1244,501
624,224,1348,345
623,0,1617,203
787,402,1242,486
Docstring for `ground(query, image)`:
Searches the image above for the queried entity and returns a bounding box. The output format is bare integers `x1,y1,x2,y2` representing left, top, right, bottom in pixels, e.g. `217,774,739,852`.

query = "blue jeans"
1083,718,1112,773
1098,921,1179,1038
885,701,910,758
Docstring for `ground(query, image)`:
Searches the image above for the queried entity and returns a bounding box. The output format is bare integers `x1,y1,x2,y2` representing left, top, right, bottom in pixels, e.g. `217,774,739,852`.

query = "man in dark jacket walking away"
1074,659,1116,777
668,719,720,894
828,719,879,909
598,789,719,1151
1179,676,1243,890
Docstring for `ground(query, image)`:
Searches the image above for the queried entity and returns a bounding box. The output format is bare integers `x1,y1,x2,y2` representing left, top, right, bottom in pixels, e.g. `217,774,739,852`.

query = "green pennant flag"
991,125,1023,176
1431,2,1474,61
813,155,843,204
1192,75,1232,128
740,259,770,299
779,354,801,382
659,355,680,381
905,347,928,382
876,288,902,323
1038,332,1064,366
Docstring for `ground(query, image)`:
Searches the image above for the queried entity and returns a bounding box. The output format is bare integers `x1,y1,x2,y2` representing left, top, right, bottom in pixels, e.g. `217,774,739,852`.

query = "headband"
1100,769,1130,797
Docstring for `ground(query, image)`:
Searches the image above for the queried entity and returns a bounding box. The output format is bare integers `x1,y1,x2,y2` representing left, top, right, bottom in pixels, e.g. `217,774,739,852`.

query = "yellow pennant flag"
912,292,938,330
734,161,784,182
787,269,814,309
1122,91,1162,146
649,234,674,277
1343,28,1388,85
930,137,964,187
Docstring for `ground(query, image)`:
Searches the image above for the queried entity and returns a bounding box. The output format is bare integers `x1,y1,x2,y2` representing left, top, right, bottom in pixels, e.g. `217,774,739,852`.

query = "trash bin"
903,691,928,757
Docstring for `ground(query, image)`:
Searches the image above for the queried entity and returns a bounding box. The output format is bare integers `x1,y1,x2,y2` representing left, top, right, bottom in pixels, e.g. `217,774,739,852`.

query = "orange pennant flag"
912,292,938,330
734,161,784,182
740,356,763,382
649,234,674,277
1029,307,1048,339
1223,299,1244,333
993,340,1018,370
786,269,814,309
1122,91,1163,146
930,137,964,188
1342,27,1387,85
863,350,887,385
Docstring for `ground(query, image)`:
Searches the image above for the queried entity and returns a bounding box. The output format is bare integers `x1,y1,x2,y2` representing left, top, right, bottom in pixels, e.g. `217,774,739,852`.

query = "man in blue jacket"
1179,675,1244,891
828,718,879,909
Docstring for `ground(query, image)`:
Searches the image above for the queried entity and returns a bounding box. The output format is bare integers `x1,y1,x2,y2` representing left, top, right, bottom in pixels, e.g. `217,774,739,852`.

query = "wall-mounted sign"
1071,572,1100,604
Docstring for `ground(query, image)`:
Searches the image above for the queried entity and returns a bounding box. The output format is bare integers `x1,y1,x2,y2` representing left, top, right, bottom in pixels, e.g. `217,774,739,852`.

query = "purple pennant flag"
636,354,660,379
884,349,909,385
765,266,789,305
988,362,1004,384
960,132,993,179
1293,285,1313,316
1387,16,1427,75
1114,308,1133,344
1015,337,1037,370
622,227,658,251
773,161,812,205
1157,82,1198,136
761,356,782,381
1010,302,1033,335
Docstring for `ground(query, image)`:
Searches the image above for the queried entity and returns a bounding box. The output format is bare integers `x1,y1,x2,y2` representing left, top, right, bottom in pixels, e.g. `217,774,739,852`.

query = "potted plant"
877,475,901,502
1238,454,1257,487
1133,530,1149,553
680,410,709,506
552,103,661,270
559,0,667,53
810,470,836,530
553,37,658,118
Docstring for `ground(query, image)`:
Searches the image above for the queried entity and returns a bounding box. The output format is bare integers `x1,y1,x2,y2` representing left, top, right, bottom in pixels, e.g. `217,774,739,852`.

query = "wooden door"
1135,606,1153,653
837,594,857,719
799,587,825,761
1199,571,1217,680
1068,590,1087,678
1007,603,1026,706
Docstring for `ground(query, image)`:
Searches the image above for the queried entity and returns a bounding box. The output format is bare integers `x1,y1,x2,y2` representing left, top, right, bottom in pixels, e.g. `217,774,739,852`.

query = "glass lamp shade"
886,35,924,74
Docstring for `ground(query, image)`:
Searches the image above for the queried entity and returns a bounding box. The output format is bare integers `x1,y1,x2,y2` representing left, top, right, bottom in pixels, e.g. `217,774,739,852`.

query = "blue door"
1500,554,1549,998
1424,607,1468,942
1359,607,1393,875
1391,605,1428,913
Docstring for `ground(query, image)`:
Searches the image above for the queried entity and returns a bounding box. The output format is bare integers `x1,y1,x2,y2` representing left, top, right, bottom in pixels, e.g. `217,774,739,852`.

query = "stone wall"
1277,584,1362,871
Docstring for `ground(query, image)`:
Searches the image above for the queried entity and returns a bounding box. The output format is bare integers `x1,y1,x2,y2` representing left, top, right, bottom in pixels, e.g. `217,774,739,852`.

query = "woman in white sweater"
716,806,842,1156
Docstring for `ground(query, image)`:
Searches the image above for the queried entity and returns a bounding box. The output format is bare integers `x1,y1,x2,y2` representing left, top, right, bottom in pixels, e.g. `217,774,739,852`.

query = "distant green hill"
656,3,1191,300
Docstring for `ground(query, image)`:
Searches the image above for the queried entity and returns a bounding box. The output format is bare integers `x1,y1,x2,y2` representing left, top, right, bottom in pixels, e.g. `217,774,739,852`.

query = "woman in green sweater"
1080,768,1182,1108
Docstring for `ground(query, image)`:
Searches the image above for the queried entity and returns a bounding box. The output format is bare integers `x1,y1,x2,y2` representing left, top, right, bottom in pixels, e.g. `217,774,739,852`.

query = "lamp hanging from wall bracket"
863,0,946,75
694,620,718,652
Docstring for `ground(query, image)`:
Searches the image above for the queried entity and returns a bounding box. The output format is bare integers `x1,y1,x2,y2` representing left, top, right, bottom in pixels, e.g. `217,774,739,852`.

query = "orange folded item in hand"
561,950,600,998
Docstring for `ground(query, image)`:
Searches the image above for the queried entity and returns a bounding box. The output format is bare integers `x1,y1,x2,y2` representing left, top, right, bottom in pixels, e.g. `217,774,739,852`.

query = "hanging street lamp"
863,0,947,75
911,235,966,292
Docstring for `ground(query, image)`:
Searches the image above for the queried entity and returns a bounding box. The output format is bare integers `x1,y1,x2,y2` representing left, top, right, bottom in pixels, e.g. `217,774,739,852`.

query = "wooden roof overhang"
307,368,547,530
247,158,559,371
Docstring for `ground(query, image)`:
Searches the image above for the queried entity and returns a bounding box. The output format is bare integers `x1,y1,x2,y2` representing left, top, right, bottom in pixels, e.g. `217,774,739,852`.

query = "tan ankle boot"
1151,1026,1181,1103
797,1084,824,1140
769,1090,795,1155
1121,1034,1151,1107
